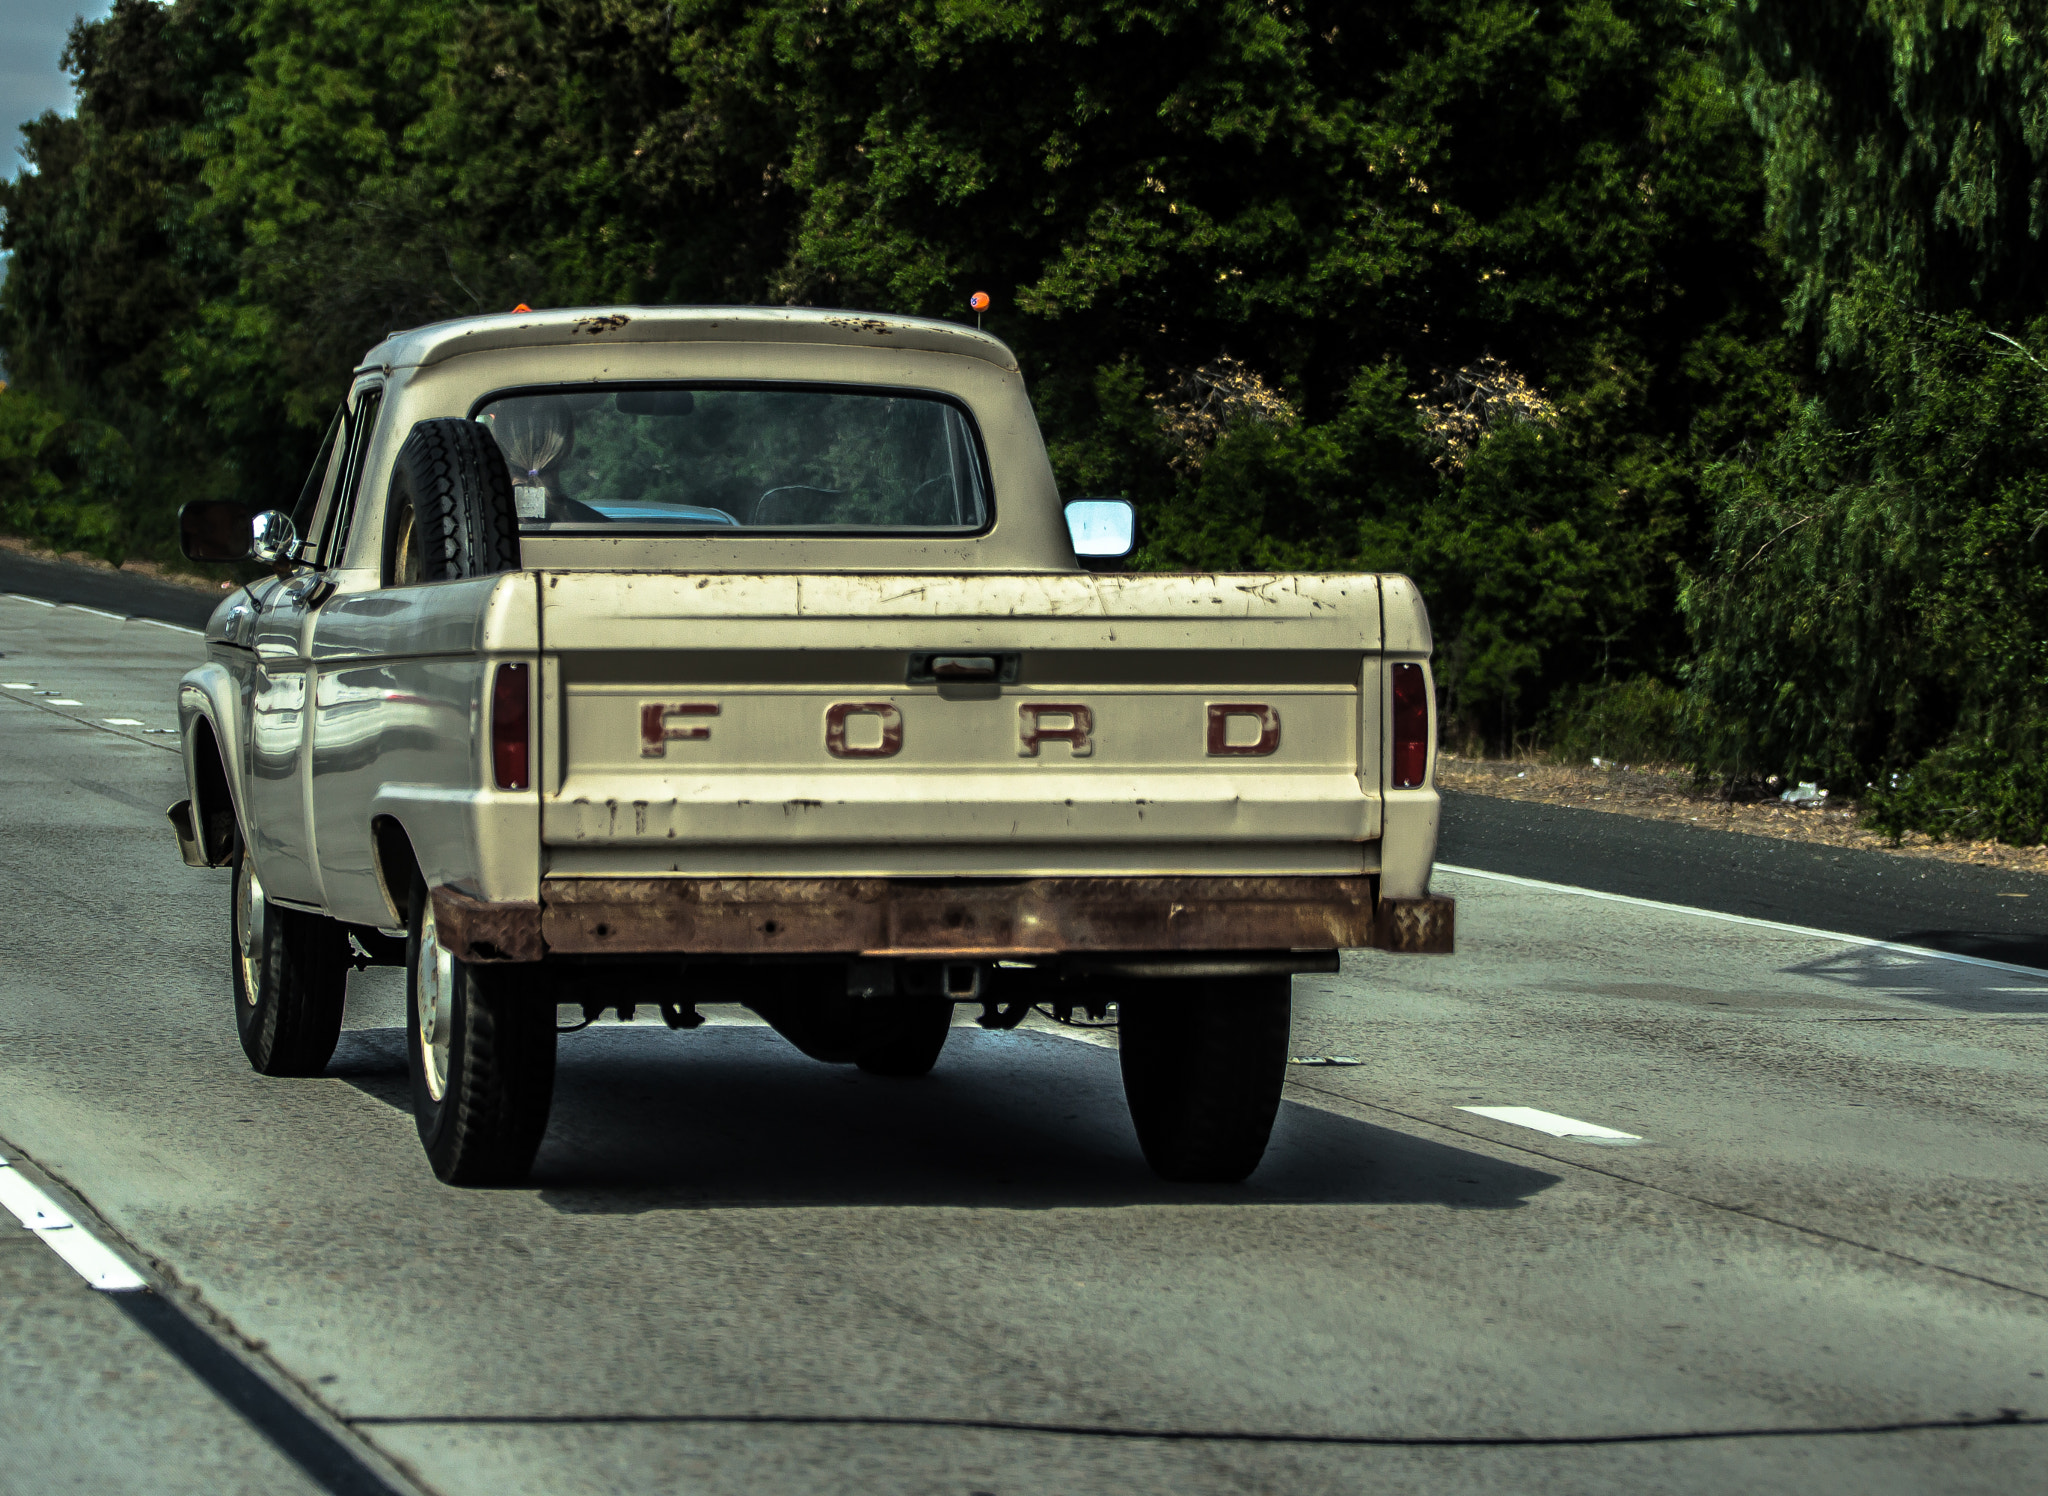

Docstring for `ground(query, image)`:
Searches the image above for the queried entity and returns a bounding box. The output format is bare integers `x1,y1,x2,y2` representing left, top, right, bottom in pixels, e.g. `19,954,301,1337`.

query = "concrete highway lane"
1,589,2044,1494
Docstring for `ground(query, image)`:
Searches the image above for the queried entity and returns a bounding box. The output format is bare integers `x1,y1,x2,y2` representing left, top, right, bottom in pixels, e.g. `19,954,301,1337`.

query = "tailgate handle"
907,651,1021,685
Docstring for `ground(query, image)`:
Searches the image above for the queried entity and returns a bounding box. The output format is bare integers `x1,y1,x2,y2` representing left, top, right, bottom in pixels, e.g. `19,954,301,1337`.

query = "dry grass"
1438,754,2048,880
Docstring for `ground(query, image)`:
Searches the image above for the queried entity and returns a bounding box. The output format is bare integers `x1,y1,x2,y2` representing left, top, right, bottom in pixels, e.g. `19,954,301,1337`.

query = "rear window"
474,384,990,533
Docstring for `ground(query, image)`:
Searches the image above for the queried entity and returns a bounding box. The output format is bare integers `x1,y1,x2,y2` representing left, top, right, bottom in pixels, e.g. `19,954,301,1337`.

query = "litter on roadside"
1779,781,1828,807
1289,1056,1362,1067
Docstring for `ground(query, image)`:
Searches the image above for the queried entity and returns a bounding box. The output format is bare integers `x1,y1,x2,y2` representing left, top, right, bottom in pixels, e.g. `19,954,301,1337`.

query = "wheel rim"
235,856,266,1007
392,501,420,586
416,897,455,1102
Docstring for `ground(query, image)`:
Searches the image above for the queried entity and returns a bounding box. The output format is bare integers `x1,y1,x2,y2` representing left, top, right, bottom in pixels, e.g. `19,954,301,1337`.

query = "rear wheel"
231,847,348,1076
1118,976,1292,1184
406,878,556,1185
853,997,954,1078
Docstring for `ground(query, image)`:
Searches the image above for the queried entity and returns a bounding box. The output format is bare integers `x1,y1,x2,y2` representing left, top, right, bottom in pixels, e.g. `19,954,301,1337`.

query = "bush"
1541,675,1697,765
0,386,133,564
1863,738,2048,848
1680,294,2048,840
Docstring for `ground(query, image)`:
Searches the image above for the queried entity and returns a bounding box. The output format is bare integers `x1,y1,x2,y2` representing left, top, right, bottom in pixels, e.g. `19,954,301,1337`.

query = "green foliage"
0,0,244,559
1684,302,2048,827
1864,739,2048,847
1724,1,2048,362
0,385,135,563
1541,674,1698,765
1684,4,2048,843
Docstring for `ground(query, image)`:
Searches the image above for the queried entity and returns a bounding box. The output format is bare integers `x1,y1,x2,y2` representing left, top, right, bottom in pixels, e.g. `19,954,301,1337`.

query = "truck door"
302,382,396,923
244,383,381,907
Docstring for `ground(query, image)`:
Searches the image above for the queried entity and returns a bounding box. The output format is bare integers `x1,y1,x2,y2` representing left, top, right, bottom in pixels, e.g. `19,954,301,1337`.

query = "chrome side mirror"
250,509,299,568
1064,497,1136,567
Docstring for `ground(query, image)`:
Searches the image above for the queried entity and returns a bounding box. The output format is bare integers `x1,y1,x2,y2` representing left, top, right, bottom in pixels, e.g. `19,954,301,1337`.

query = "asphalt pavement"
0,547,224,632
0,571,2042,1495
1439,790,2048,968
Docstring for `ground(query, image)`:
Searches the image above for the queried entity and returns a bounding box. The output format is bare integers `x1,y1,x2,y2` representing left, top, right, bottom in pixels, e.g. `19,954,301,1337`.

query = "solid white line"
136,618,204,635
1435,863,2048,981
39,1227,148,1290
8,595,57,607
61,604,124,621
0,1162,145,1292
1458,1105,1643,1142
0,1164,73,1228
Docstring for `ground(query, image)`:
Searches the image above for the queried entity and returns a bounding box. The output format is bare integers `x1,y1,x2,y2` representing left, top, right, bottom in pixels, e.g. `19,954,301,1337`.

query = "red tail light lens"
1391,662,1429,788
492,663,531,790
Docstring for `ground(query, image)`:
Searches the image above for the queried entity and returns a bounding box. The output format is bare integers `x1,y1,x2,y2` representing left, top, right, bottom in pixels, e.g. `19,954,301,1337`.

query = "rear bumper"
431,876,1454,963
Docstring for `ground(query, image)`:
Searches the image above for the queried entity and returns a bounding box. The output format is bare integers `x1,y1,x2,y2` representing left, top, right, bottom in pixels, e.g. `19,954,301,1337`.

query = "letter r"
1018,702,1094,758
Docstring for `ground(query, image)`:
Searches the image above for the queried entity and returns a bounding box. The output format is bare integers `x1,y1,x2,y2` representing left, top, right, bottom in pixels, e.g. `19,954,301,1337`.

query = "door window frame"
317,382,385,569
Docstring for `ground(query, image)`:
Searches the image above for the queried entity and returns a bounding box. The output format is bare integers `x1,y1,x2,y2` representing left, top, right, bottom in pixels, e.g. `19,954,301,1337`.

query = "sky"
3,0,113,175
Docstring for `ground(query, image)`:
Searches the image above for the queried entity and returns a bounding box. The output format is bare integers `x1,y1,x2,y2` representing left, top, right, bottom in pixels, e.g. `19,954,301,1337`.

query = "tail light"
492,663,531,790
1391,662,1429,788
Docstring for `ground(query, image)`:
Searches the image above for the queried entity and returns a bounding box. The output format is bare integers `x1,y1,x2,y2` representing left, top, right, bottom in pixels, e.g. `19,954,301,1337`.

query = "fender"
175,663,247,867
366,784,541,930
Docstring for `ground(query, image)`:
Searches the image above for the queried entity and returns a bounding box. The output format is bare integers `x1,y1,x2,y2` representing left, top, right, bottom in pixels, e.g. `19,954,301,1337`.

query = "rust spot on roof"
823,316,895,336
571,314,631,336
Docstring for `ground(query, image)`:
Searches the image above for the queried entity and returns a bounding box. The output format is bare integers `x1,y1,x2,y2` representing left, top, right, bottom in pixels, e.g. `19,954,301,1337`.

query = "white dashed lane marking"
0,1157,146,1291
1458,1106,1645,1145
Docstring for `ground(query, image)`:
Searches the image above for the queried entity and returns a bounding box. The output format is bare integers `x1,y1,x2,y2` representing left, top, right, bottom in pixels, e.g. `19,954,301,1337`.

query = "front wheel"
231,848,348,1076
1117,976,1292,1184
406,878,556,1185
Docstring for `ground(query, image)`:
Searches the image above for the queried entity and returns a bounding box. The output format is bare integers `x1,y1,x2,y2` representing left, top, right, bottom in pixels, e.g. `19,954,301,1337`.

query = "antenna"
969,291,990,330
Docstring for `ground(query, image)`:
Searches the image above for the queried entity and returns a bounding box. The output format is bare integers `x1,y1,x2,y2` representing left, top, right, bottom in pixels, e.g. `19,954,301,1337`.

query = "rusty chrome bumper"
433,876,1454,964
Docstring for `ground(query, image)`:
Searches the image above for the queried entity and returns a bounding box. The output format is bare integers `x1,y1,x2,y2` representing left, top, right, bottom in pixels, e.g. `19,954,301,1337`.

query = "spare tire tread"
387,418,520,583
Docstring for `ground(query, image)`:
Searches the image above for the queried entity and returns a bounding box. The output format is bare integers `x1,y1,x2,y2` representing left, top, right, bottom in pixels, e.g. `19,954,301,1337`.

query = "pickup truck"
169,306,1453,1188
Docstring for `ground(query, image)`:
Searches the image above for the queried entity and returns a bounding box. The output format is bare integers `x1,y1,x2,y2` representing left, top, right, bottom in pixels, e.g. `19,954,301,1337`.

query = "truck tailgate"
538,572,1385,877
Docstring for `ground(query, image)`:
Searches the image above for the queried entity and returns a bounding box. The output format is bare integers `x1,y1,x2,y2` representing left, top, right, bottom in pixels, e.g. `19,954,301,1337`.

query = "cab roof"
358,305,1019,375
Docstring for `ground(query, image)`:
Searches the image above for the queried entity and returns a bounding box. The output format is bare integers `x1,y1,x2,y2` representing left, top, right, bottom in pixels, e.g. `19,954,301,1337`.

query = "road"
0,581,2043,1495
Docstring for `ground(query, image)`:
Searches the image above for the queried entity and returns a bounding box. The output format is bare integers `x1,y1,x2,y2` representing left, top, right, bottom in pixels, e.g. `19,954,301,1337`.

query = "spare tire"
385,418,521,584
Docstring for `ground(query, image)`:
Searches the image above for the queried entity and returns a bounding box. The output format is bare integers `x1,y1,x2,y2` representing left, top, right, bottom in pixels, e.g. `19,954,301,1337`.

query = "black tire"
405,877,555,1185
385,418,521,585
1118,975,1292,1184
853,997,955,1078
230,846,348,1077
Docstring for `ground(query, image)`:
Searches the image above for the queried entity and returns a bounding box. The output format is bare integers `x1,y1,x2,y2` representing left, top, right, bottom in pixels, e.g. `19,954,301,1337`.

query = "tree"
1683,3,2048,841
0,0,246,559
1724,0,2048,362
